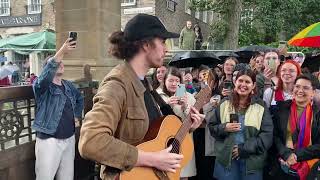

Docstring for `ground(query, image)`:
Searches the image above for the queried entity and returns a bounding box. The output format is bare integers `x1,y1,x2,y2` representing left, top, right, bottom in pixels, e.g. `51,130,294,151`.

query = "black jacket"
208,97,273,173
273,100,320,162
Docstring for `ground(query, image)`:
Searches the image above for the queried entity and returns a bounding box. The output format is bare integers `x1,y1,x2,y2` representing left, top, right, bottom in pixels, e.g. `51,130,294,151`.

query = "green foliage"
189,0,320,51
189,0,234,45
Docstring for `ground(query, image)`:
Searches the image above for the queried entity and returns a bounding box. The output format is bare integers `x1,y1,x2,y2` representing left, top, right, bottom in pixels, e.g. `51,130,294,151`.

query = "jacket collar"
122,61,146,97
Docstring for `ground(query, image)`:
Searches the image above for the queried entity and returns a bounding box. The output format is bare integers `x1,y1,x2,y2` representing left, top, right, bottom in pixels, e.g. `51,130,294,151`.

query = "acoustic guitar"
120,77,213,180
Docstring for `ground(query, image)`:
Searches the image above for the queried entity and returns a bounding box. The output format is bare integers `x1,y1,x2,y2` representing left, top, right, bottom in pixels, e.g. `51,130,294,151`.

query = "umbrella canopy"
235,45,276,59
288,22,320,47
0,30,56,54
168,51,221,68
215,51,239,60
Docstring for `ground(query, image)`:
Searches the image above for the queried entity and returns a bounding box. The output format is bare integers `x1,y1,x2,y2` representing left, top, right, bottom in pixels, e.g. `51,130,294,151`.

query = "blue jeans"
213,159,262,180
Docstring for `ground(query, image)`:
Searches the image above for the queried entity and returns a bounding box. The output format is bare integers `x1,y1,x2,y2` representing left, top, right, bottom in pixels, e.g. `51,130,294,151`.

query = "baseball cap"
124,14,179,41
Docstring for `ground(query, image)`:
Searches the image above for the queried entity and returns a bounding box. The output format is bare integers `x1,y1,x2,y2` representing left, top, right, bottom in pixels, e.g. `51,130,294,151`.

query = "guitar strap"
144,78,176,116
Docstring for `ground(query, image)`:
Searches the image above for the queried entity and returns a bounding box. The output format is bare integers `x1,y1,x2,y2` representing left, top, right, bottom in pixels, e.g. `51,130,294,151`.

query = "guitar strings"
170,86,211,153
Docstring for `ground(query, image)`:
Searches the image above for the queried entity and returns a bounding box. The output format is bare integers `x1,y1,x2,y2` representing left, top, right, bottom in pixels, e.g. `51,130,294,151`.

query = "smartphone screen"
230,113,238,123
175,84,186,98
268,59,277,72
224,81,233,90
68,31,78,42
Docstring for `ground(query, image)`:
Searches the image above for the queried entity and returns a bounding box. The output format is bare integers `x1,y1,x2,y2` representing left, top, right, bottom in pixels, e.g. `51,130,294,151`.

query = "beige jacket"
78,62,149,180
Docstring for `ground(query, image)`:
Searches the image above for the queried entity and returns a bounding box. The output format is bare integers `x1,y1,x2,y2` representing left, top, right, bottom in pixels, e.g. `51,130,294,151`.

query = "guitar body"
120,115,194,180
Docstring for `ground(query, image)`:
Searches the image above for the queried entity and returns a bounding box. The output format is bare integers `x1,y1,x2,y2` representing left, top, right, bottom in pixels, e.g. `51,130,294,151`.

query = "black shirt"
37,84,75,139
141,80,162,124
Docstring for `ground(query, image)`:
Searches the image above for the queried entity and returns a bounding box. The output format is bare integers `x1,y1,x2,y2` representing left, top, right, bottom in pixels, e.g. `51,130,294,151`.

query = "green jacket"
179,27,196,50
208,97,273,174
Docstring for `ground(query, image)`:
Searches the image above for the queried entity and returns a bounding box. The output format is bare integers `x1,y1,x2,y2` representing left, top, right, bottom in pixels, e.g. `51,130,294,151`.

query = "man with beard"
78,14,204,180
179,20,196,50
32,38,84,180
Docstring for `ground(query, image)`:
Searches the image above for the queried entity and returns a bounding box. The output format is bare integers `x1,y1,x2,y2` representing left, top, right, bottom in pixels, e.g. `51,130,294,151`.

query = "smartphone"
268,59,277,72
68,31,78,42
224,81,233,90
230,113,239,123
278,41,287,47
175,84,186,98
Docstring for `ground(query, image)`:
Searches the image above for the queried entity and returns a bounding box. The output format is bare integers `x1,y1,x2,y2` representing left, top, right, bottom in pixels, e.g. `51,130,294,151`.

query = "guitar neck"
174,87,211,147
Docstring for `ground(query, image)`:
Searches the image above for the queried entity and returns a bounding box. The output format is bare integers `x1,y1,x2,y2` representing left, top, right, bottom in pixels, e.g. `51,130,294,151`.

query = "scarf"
289,100,318,180
274,89,285,101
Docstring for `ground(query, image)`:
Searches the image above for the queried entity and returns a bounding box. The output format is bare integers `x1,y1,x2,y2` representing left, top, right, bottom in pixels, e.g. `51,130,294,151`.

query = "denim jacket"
32,58,84,135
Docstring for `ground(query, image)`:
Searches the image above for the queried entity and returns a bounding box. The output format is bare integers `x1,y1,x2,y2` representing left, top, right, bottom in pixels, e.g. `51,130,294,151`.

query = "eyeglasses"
265,57,278,61
294,84,313,91
281,69,297,74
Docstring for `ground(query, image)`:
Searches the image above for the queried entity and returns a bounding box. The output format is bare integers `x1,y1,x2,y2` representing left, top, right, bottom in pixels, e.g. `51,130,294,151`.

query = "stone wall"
55,0,121,81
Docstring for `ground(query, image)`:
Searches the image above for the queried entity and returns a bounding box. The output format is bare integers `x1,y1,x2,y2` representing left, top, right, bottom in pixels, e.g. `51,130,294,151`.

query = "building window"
121,0,136,7
166,0,177,12
28,0,41,14
185,0,191,15
208,11,214,23
0,0,10,16
195,11,200,19
203,11,208,23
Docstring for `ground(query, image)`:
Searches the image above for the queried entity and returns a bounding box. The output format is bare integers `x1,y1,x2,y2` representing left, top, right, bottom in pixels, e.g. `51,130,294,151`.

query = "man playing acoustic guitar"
78,14,204,180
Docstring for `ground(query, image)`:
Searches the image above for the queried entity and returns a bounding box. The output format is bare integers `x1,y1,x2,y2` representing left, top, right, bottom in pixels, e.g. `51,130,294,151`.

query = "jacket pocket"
122,107,148,142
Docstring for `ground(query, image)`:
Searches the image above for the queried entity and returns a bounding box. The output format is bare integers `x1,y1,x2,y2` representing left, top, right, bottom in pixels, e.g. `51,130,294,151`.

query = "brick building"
0,0,55,79
121,0,217,49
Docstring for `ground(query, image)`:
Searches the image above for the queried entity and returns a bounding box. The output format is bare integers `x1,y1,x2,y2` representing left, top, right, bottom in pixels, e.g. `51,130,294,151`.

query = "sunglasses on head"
266,57,278,60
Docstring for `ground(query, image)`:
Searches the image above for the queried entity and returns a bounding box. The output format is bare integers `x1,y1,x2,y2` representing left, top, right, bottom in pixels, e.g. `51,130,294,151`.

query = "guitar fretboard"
170,86,211,153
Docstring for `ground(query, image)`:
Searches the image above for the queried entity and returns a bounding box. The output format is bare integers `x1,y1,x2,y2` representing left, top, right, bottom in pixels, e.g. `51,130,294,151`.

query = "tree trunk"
224,0,242,50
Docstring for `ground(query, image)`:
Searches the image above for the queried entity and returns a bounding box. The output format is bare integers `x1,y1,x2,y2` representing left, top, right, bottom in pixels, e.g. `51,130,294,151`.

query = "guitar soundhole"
167,138,180,154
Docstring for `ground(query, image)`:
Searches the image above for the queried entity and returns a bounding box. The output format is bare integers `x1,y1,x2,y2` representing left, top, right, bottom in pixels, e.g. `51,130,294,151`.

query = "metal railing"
0,83,95,151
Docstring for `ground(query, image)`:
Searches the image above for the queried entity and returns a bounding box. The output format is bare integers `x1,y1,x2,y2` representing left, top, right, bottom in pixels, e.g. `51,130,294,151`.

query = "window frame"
195,10,200,19
202,11,207,23
208,11,214,23
0,0,10,17
185,0,191,15
166,0,177,12
27,0,41,14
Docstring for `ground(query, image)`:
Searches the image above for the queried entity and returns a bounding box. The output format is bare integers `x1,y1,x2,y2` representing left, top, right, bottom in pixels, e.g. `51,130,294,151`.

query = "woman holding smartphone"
208,69,273,180
263,60,301,108
158,67,198,179
219,57,239,97
273,75,320,180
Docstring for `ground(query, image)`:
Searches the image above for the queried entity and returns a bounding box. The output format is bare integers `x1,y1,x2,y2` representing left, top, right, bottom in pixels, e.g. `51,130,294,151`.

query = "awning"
0,30,56,54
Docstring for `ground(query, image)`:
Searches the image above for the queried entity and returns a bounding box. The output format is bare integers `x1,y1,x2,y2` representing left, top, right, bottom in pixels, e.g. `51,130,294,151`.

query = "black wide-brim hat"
124,14,179,41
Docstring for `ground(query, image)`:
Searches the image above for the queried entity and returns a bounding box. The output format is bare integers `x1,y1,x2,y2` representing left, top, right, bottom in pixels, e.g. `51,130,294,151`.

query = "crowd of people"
0,61,37,87
28,13,320,180
151,50,320,180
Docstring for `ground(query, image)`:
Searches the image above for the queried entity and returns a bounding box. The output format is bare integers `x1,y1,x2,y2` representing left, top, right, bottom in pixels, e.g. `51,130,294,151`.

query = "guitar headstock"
202,70,214,92
194,70,214,110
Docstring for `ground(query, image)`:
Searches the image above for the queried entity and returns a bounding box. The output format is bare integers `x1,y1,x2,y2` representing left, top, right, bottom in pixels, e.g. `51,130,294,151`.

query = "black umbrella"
168,51,221,68
235,45,277,59
215,51,239,60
